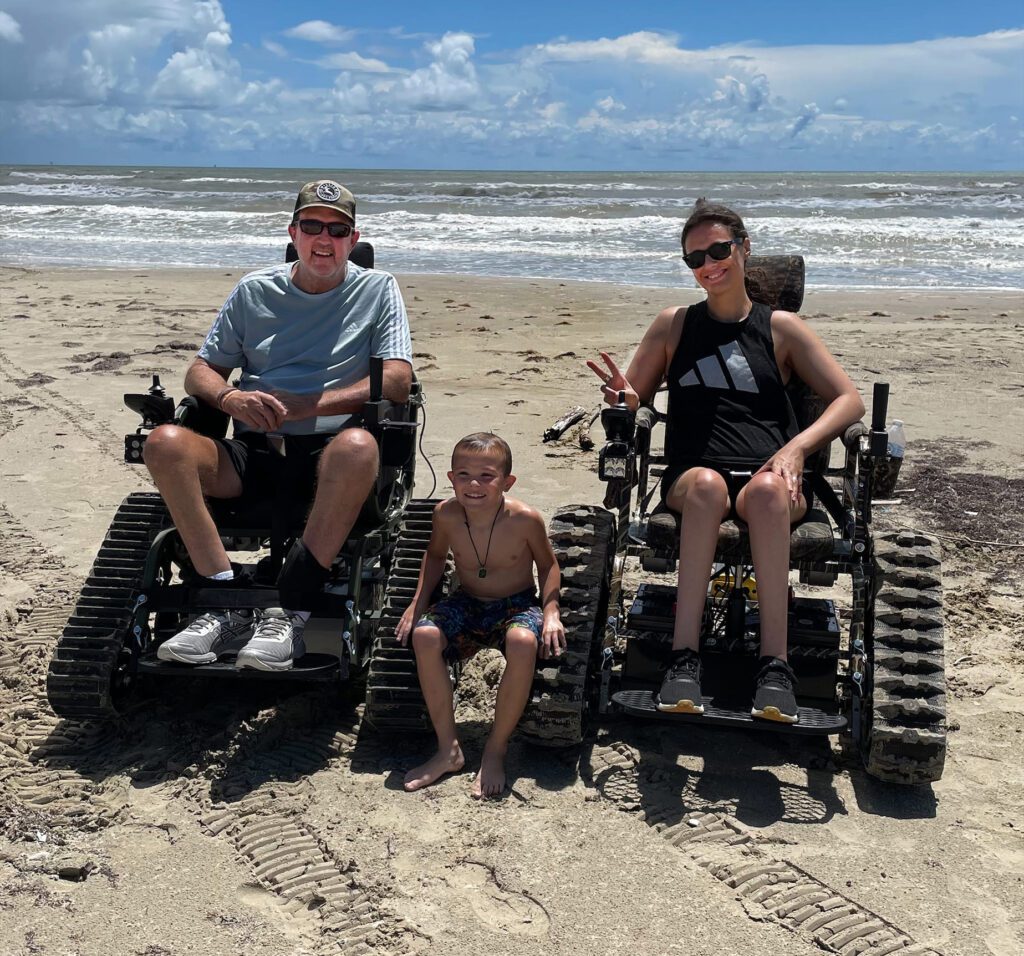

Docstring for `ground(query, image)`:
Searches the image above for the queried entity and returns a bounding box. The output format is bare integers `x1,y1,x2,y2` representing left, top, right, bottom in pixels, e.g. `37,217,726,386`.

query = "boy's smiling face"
448,448,516,514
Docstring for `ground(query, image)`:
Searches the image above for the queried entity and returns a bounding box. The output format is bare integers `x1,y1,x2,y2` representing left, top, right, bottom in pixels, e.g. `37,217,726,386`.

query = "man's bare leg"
143,425,243,577
666,469,730,652
736,473,807,660
472,628,537,799
404,625,465,791
301,429,379,569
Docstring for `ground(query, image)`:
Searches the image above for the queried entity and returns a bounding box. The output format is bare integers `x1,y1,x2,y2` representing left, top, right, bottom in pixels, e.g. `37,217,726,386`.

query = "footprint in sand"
448,861,550,936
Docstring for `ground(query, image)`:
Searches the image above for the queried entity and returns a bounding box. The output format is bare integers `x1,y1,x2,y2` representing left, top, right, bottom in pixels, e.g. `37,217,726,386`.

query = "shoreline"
2,262,1021,295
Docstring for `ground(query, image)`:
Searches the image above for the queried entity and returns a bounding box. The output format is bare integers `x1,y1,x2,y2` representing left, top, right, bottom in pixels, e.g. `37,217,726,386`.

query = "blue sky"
0,1,1021,170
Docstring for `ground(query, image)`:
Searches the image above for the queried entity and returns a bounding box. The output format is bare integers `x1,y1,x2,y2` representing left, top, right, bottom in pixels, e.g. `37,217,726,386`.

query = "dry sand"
1,265,1022,956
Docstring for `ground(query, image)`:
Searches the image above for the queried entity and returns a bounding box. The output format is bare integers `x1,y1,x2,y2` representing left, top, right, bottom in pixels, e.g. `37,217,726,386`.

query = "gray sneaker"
235,608,307,671
157,610,256,664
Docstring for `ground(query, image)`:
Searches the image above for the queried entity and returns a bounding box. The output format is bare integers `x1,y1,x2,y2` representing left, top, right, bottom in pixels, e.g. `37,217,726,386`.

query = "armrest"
635,405,656,456
176,395,230,439
361,365,419,468
840,421,867,449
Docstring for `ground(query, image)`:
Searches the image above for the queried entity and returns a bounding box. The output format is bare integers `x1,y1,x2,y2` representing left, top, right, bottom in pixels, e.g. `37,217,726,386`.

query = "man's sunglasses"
297,219,354,238
682,238,742,269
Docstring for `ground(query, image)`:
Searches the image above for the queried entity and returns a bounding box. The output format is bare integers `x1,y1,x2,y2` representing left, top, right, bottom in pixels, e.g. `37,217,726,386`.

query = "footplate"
138,651,345,681
612,689,846,735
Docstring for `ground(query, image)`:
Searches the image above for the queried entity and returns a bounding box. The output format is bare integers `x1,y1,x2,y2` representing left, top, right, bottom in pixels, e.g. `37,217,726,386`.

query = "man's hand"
221,389,287,432
540,613,566,659
586,351,639,411
272,390,321,423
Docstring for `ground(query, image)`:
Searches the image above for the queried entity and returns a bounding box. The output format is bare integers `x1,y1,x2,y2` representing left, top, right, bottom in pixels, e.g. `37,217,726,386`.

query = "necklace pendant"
478,568,487,579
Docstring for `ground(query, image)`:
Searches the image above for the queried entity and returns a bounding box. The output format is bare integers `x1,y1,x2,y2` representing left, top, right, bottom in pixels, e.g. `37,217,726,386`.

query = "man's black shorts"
213,428,357,509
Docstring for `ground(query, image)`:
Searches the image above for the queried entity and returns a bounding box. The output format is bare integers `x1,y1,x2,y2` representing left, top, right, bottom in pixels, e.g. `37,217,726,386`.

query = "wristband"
215,386,239,410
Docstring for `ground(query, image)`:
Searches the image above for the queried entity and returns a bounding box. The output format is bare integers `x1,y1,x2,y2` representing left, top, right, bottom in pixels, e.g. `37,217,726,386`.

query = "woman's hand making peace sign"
586,351,641,412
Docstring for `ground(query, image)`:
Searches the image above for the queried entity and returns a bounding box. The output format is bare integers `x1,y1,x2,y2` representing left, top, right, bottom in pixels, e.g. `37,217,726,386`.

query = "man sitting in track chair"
143,179,413,671
589,199,864,723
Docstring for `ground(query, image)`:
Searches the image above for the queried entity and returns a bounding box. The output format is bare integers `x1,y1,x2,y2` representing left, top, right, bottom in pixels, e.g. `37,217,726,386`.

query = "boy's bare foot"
471,746,507,799
403,743,465,792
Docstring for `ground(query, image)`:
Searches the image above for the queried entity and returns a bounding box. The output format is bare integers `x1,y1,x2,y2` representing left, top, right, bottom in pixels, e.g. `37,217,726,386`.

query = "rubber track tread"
866,530,947,784
519,505,615,748
46,492,169,719
363,499,445,732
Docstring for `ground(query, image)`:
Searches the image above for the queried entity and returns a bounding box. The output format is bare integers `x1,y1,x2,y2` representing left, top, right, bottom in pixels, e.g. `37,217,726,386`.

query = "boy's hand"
396,605,418,645
540,615,566,659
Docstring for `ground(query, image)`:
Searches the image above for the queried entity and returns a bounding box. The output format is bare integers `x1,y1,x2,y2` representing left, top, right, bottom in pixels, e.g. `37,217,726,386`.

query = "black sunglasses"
297,218,354,238
682,238,742,269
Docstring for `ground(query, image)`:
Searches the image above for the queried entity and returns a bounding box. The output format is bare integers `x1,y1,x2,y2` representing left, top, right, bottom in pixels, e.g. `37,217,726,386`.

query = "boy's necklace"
465,499,503,579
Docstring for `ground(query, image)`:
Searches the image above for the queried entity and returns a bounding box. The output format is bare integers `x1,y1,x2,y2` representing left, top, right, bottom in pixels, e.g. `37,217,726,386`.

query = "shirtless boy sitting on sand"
397,432,564,798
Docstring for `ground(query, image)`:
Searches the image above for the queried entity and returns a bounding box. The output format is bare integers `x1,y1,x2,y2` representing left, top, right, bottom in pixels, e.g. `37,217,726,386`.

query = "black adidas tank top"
664,300,798,469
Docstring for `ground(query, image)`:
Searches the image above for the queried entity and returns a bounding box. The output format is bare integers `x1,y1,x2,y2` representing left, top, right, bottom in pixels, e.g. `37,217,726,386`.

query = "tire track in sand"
584,739,943,956
0,502,418,954
0,349,123,457
0,503,129,832
190,707,423,956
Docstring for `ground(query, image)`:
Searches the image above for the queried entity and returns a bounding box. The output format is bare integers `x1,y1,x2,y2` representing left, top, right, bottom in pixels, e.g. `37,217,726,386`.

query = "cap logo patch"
316,182,342,202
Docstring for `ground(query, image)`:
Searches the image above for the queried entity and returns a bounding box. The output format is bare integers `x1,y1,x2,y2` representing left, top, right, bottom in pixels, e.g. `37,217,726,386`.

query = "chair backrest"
744,255,804,314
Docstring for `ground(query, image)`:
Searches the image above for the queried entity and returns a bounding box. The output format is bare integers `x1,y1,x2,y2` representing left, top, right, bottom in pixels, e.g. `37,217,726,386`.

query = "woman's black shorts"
660,460,813,521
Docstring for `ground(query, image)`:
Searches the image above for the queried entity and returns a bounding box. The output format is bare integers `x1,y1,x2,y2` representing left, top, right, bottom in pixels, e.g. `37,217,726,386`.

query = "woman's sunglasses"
682,238,742,269
297,219,354,238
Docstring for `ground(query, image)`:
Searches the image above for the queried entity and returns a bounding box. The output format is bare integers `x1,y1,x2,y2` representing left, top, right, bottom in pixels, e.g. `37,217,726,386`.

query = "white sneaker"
235,608,307,672
157,610,256,664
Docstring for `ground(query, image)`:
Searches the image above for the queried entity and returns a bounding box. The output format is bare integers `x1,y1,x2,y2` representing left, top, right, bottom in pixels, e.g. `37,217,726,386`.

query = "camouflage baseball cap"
293,180,356,224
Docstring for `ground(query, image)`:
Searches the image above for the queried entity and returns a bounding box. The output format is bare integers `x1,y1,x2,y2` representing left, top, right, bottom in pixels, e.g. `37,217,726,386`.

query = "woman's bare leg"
735,473,807,660
666,469,731,651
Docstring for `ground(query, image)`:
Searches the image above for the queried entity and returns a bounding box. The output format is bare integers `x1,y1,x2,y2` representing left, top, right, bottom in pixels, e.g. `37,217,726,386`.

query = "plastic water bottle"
886,420,906,459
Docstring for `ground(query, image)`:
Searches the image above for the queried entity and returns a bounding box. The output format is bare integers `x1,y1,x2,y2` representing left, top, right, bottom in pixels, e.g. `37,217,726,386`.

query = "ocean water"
1,166,1021,290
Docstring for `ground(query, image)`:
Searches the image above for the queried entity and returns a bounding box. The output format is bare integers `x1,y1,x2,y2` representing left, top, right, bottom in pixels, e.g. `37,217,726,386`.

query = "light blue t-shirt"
198,262,413,435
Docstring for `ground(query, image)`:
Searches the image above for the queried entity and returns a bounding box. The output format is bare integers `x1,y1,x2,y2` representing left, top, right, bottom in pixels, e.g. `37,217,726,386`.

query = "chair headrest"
745,255,804,313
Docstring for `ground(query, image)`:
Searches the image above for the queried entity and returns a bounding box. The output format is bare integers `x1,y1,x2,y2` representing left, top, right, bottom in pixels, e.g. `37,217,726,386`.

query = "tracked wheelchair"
45,242,442,719
546,256,947,784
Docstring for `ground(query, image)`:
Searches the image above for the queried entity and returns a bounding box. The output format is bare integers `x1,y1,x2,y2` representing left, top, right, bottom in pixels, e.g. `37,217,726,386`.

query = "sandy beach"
1,265,1022,956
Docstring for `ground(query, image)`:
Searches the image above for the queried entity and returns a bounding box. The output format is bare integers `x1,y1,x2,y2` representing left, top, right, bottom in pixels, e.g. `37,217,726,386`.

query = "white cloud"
151,1,238,106
284,20,353,45
0,10,1019,169
318,51,391,73
394,32,481,111
530,30,695,67
789,102,820,138
0,10,23,42
712,73,770,112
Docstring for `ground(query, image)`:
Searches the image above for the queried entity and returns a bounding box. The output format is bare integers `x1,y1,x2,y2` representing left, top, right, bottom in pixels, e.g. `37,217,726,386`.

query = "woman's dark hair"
680,198,749,250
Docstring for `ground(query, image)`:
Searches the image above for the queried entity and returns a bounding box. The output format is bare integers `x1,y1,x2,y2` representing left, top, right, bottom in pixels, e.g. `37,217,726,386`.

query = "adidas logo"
678,342,759,393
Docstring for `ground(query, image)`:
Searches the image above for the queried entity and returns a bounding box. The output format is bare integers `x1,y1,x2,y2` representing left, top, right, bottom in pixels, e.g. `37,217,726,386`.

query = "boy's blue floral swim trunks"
417,587,543,661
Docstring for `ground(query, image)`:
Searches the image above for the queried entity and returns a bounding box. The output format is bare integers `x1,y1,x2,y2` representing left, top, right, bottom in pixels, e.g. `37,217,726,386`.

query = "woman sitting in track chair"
589,199,864,723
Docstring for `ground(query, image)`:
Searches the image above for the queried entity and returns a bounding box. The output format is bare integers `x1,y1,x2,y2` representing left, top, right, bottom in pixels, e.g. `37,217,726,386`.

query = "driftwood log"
745,254,805,314
542,405,588,443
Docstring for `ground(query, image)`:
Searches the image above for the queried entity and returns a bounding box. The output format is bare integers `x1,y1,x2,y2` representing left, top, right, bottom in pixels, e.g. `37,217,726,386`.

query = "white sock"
209,569,234,582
